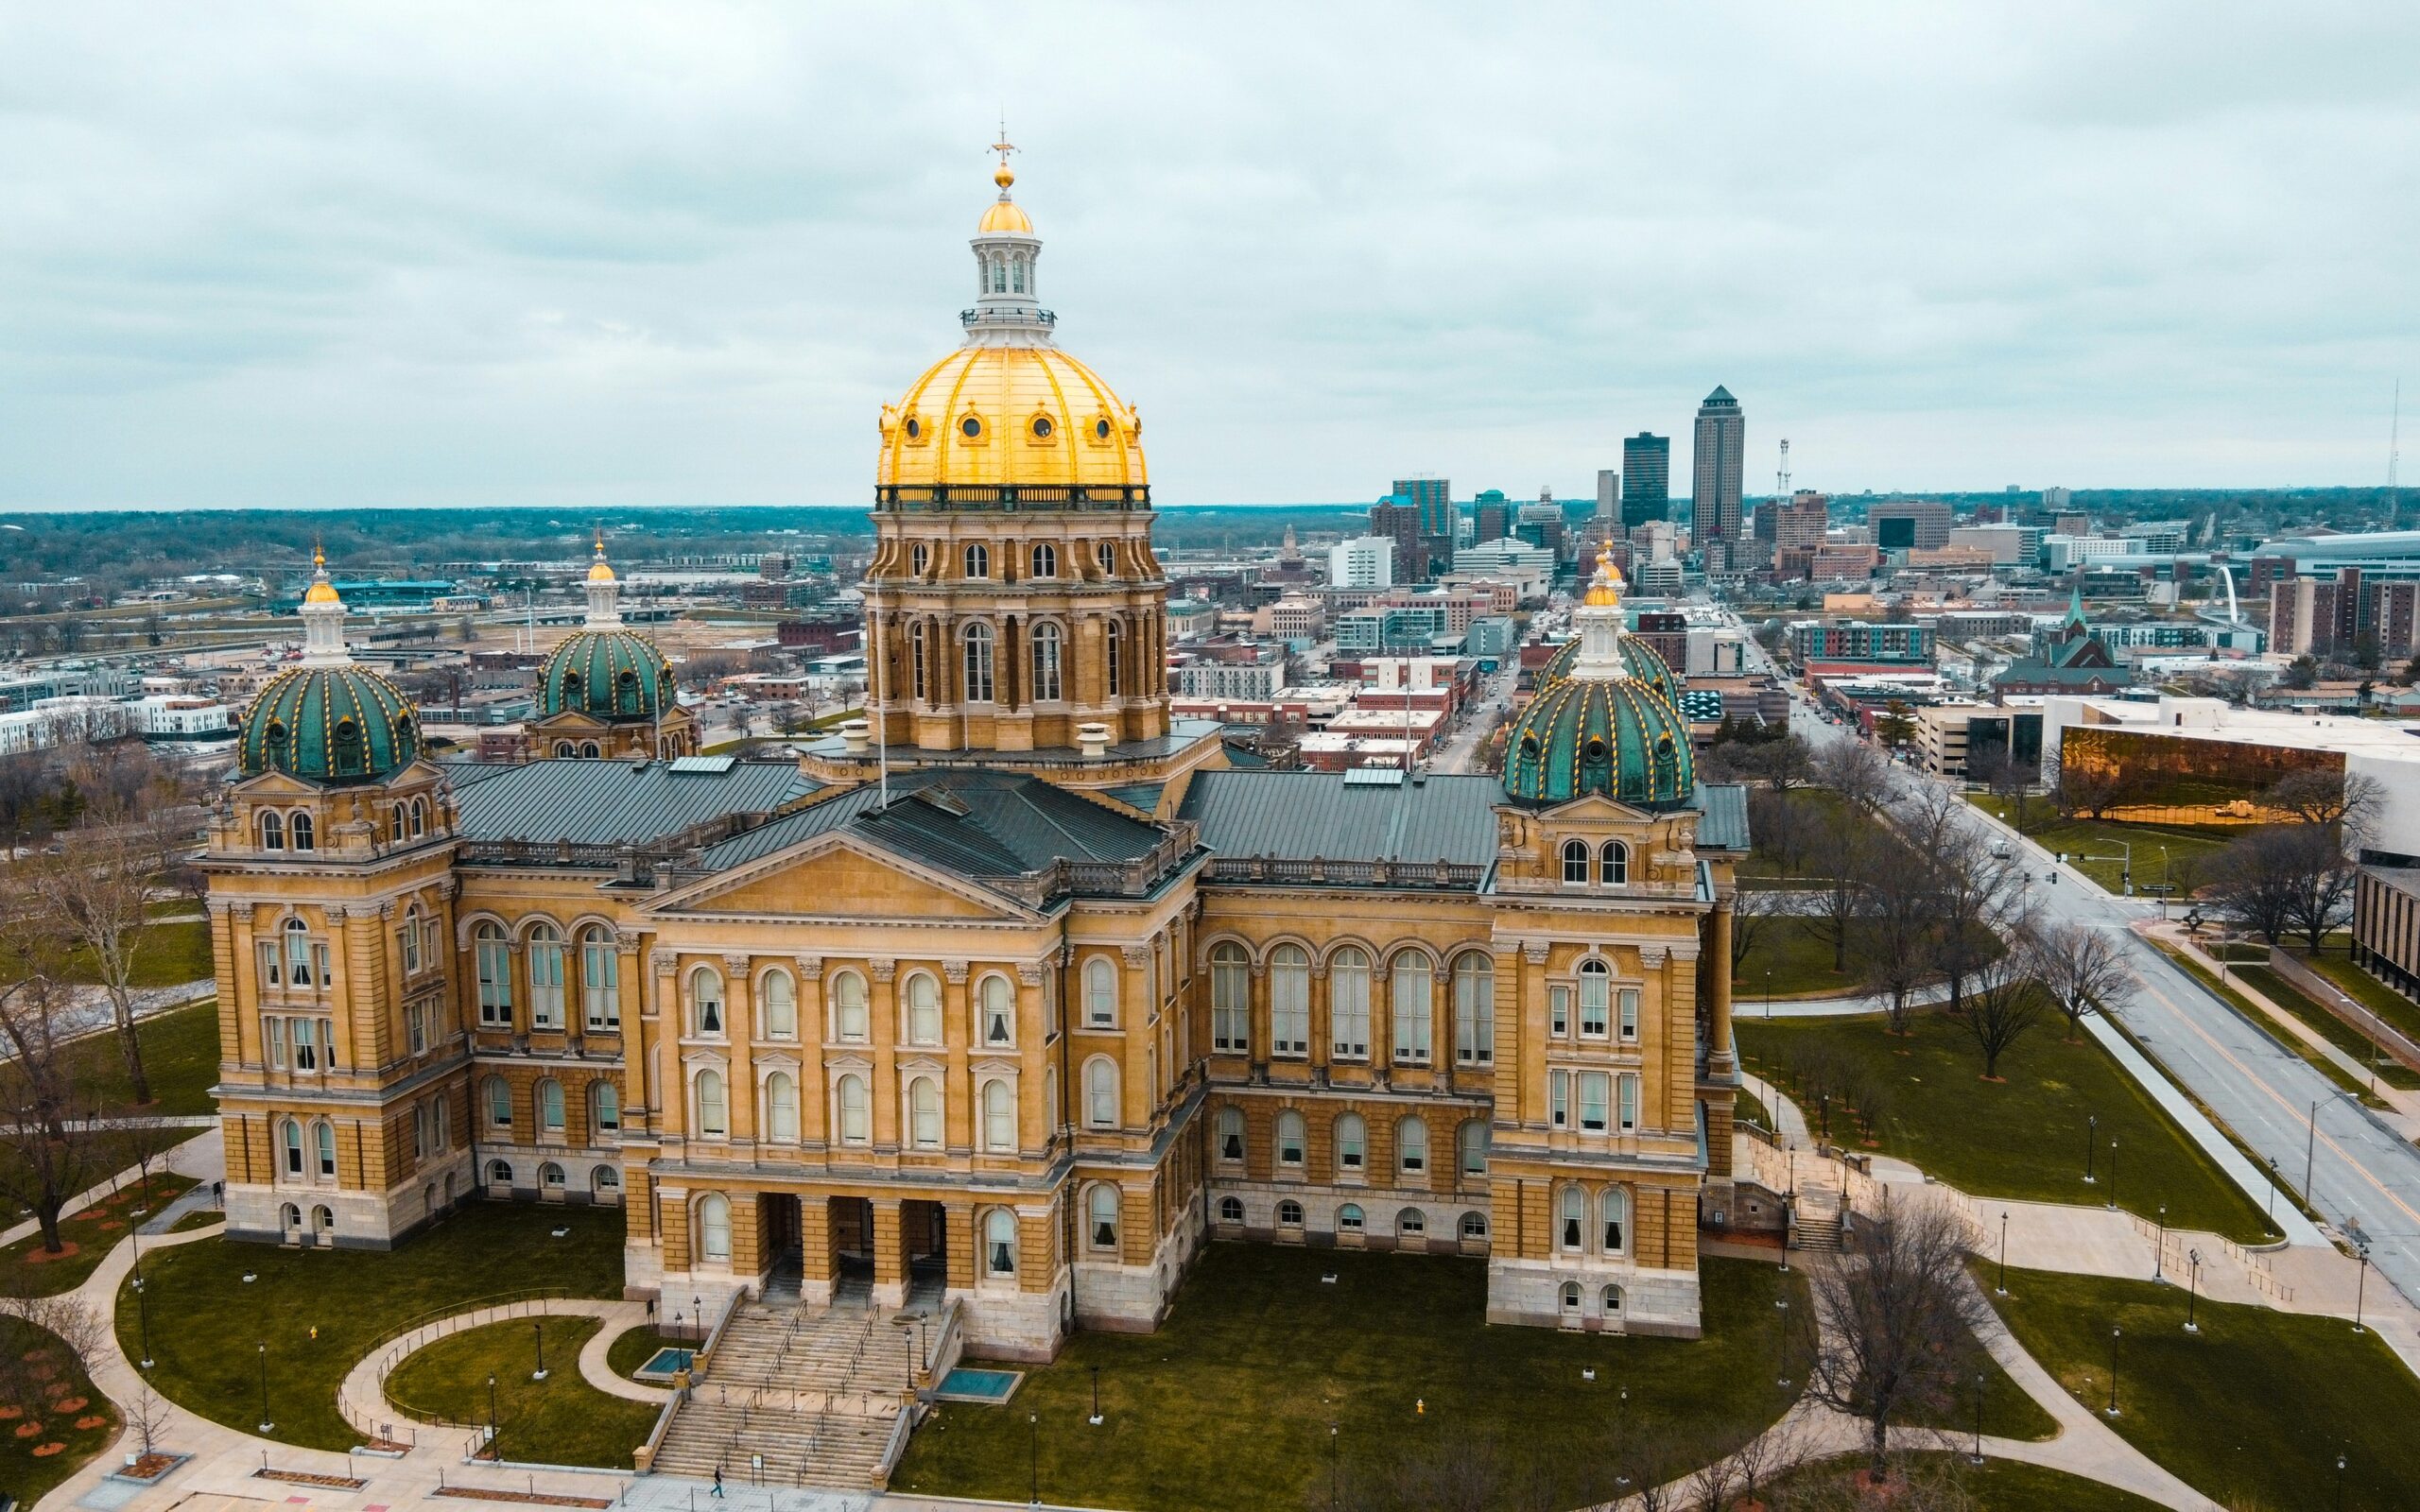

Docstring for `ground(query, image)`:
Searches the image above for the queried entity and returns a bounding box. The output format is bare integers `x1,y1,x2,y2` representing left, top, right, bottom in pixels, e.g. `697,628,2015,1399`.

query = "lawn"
2290,947,2420,1048
1891,1339,2058,1444
0,1000,222,1123
0,1314,118,1506
893,1246,1806,1512
1765,1452,2165,1511
1962,799,2232,898
63,918,213,989
1982,1264,2420,1511
116,1201,626,1451
388,1315,659,1469
2233,963,2420,1091
1737,918,2000,1002
1736,1012,2274,1243
0,1172,199,1297
605,1325,697,1383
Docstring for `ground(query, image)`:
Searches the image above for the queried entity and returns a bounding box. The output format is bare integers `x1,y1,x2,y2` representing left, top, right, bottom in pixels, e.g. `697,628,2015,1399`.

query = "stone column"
872,1200,906,1307
798,1194,835,1305
1707,898,1736,1078
648,950,682,1138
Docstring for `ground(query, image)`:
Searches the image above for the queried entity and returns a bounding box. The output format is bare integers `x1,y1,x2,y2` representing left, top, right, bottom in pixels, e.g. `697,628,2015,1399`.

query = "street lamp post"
2107,1140,2118,1212
2084,1113,2098,1184
1328,1423,1339,1511
1775,1297,1791,1387
488,1373,498,1456
2355,1243,2372,1334
2153,1206,2167,1282
1765,969,1772,1021
2267,1156,2282,1225
2105,1327,2121,1418
2306,1101,2319,1204
257,1341,273,1434
2337,1452,2348,1510
1970,1369,1985,1466
1028,1412,1040,1509
532,1319,548,1382
1996,1211,2010,1297
134,1266,154,1368
1089,1364,1102,1426
2185,1249,2202,1333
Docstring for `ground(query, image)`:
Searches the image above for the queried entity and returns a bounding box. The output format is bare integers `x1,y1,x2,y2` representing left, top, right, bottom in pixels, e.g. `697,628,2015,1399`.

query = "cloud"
1,0,2414,508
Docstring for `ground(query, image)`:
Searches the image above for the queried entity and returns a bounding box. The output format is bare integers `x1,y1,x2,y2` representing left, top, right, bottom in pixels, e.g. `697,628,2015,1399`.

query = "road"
1431,662,1520,775
1746,631,2420,1306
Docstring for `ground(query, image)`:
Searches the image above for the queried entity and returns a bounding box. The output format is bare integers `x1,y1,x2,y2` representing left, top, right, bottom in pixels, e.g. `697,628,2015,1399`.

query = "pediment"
232,769,324,799
648,829,1035,923
1531,791,1656,825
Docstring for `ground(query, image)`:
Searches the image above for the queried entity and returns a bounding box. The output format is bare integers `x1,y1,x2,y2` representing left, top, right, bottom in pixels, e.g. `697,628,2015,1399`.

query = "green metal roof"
238,664,422,785
454,758,816,846
1501,677,1696,809
1180,769,1504,869
1536,637,1682,707
538,629,676,723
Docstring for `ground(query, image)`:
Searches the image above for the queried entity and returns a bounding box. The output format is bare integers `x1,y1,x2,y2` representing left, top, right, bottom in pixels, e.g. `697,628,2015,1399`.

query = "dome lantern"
965,132,1050,346
298,545,350,667
585,530,623,627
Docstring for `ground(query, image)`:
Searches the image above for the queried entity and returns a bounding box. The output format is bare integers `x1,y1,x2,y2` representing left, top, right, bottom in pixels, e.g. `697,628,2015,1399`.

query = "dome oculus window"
959,416,983,439
1584,737,1609,764
904,417,923,440
1093,418,1112,440
1030,416,1053,439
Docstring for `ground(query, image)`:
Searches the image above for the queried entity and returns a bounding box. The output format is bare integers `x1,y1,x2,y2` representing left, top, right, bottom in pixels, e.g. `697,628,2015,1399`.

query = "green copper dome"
539,629,676,723
238,665,422,784
1502,677,1696,809
1537,635,1682,707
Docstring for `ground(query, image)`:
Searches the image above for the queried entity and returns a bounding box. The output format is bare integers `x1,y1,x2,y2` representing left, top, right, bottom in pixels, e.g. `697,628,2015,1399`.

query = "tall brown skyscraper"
1692,386,1745,546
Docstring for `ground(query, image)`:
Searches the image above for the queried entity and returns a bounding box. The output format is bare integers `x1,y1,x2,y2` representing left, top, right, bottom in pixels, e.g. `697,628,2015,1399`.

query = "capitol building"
201,147,1750,1354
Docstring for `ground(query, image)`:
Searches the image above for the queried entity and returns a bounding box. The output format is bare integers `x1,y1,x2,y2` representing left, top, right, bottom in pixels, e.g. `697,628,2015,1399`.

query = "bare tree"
2031,919,2128,1040
1735,734,1818,796
1334,1428,1558,1512
126,1383,172,1459
112,1115,188,1209
2053,763,2132,821
1902,785,2029,1018
1749,786,1812,879
1856,862,1938,1034
2264,767,2383,834
1814,737,1893,816
1802,1198,1992,1482
2204,824,2335,948
1731,887,1779,980
1804,815,1878,975
23,827,156,1103
1945,933,2052,1080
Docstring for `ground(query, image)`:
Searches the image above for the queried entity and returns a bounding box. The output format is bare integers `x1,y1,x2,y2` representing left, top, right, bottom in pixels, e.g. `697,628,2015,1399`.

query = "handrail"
690,1289,744,1383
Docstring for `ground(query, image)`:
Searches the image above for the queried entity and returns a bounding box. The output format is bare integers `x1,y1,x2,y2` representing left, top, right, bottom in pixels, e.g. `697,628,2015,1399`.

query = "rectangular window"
257,940,283,990
265,1016,286,1070
292,1016,317,1073
583,939,619,1031
1548,984,1570,1038
1618,988,1639,1042
406,999,427,1056
475,936,512,1026
319,1017,336,1070
287,931,313,988
313,943,330,987
1581,1072,1610,1133
1618,1073,1639,1132
1211,963,1248,1052
400,926,422,976
1332,973,1369,1059
1549,1070,1569,1129
530,945,564,1031
1272,973,1309,1057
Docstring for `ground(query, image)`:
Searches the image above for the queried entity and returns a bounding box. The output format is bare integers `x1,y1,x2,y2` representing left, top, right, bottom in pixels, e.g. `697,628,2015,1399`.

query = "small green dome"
539,630,676,723
1537,635,1682,707
239,665,421,784
1502,677,1696,809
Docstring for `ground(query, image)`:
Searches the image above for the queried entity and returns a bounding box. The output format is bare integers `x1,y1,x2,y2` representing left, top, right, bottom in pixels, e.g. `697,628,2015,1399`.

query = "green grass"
1890,1340,2059,1443
388,1315,658,1469
1962,799,2232,897
72,1001,222,1116
2291,948,2420,1048
2155,945,2392,1109
1737,1013,2274,1243
0,1172,199,1297
1766,1452,2165,1511
1734,1086,1768,1131
116,1201,626,1451
167,1208,223,1233
894,1246,1805,1512
2233,964,2420,1091
604,1325,696,1383
0,1315,118,1505
1738,918,2002,1002
62,918,213,988
1983,1265,2420,1511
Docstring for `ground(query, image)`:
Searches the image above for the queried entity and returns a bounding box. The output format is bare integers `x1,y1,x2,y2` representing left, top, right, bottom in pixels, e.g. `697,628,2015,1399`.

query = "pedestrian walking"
711,1467,724,1499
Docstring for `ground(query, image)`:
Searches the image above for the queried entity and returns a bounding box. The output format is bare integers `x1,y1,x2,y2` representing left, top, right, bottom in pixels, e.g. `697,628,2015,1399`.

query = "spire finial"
595,526,607,561
992,121,1016,195
313,540,325,573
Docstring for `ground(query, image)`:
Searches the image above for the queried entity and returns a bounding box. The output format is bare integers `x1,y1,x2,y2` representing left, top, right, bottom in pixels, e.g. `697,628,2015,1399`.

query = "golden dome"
1582,542,1625,607
878,344,1146,491
302,544,340,605
978,197,1033,234
587,529,616,583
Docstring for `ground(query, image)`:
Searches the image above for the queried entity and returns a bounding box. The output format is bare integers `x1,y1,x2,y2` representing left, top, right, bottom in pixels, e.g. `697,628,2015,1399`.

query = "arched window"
1579,959,1610,1038
594,1165,622,1199
1097,541,1116,576
1084,1057,1118,1128
1561,1282,1582,1315
1397,1209,1426,1239
1219,1195,1247,1224
290,811,315,851
964,543,991,579
978,974,1014,1048
487,1160,513,1187
690,966,723,1037
259,811,284,850
284,917,315,988
390,805,407,845
1105,618,1123,696
314,1203,336,1232
908,1076,942,1149
831,970,869,1041
1031,622,1063,702
1030,543,1057,579
1329,947,1370,1059
1210,942,1249,1052
1083,957,1116,1027
1088,1184,1119,1250
1277,1199,1305,1228
315,1121,337,1177
537,1078,565,1133
579,742,600,759
554,741,575,757
1600,840,1629,885
985,1209,1018,1275
962,623,995,703
905,972,941,1045
1453,953,1494,1066
767,1072,799,1143
1461,1211,1489,1241
582,927,619,1031
1397,1117,1428,1176
1217,1105,1245,1162
910,541,930,576
1270,945,1309,1056
281,1202,302,1230
281,1118,302,1177
409,798,427,838
485,1074,510,1130
1603,1284,1624,1315
1459,1121,1490,1177
1275,1110,1305,1168
1335,1112,1366,1174
909,621,928,701
837,1074,870,1144
694,1070,727,1138
698,1194,732,1263
475,921,511,1026
1602,1188,1628,1253
759,968,797,1040
1562,839,1589,884
591,1080,619,1134
982,1078,1015,1152
528,924,565,1031
1391,951,1432,1064
1339,1203,1364,1232
1560,1186,1585,1251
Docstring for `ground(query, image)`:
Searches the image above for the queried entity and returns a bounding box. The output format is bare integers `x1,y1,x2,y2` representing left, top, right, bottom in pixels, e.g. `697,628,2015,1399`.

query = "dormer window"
1562,840,1589,885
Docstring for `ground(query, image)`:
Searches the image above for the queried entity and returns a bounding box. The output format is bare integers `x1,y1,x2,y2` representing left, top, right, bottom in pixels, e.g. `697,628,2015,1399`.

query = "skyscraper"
1691,387,1745,547
1473,489,1511,544
1369,495,1427,579
1392,477,1452,541
1621,434,1669,528
1596,469,1620,521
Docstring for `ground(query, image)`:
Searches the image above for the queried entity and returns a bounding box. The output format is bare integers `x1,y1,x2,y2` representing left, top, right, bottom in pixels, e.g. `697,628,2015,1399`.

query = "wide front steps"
650,1400,891,1486
1792,1187,1844,1254
650,1297,924,1490
707,1300,919,1398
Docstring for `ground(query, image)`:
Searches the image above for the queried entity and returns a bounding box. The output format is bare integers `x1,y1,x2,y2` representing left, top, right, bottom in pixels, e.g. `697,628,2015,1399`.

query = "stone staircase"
649,1297,925,1490
1791,1185,1844,1254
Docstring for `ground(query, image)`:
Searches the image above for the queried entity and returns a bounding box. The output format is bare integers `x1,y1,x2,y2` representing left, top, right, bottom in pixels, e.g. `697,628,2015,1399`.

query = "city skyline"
3,4,2414,510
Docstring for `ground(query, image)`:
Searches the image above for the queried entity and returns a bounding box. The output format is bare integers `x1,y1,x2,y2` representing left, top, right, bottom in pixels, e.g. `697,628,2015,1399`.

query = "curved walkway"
337,1297,668,1443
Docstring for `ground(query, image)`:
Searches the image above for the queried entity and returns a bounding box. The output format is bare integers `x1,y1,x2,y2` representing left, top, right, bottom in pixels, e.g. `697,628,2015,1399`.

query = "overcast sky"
4,2,2416,510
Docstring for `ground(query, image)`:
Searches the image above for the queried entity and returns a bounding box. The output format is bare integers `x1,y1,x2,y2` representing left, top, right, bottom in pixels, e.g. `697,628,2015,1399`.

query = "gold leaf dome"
878,345,1146,490
978,197,1033,234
